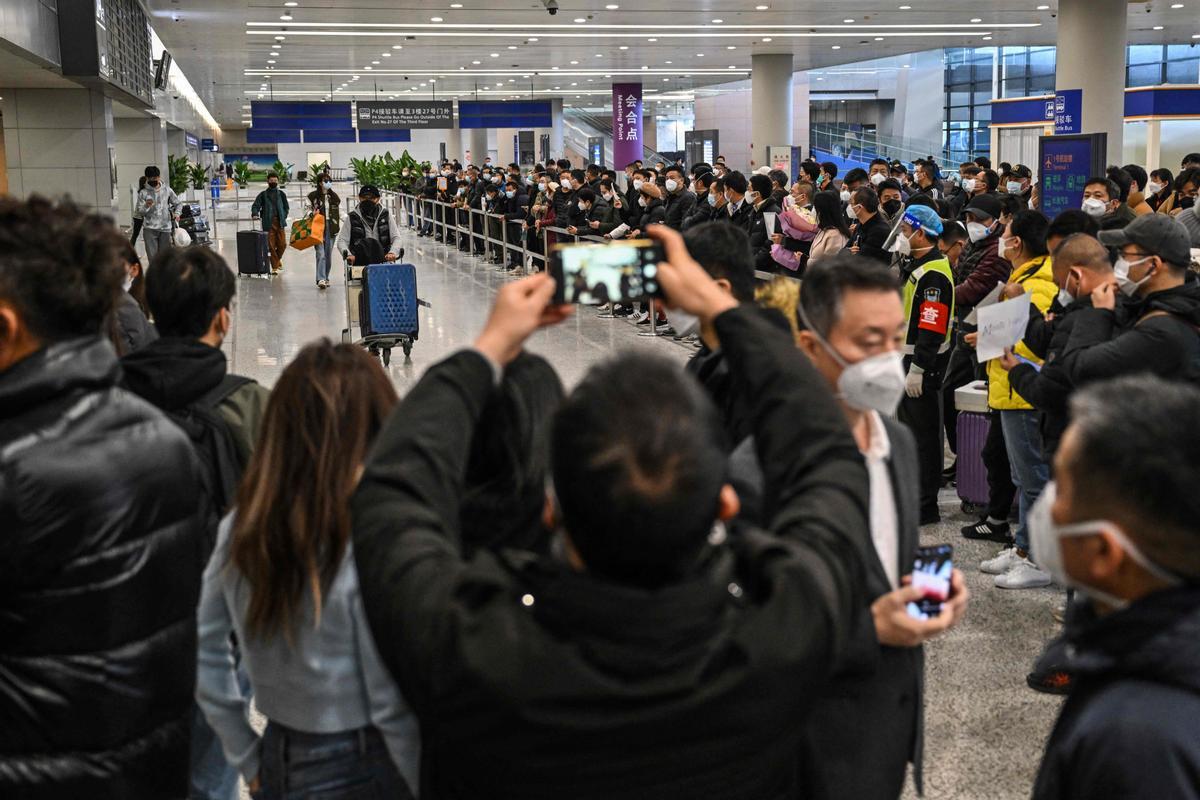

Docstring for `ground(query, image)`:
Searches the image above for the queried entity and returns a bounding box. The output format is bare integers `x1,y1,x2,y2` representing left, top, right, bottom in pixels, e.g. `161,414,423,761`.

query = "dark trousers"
983,410,1017,521
941,336,980,455
131,216,144,244
256,722,413,800
899,354,949,519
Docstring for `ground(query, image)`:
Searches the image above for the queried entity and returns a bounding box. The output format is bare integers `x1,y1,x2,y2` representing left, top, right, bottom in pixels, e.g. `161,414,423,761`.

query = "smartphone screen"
550,240,664,305
907,544,953,620
437,177,449,192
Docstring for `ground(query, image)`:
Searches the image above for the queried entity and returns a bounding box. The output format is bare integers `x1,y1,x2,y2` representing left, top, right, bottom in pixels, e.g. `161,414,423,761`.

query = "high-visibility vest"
901,255,956,356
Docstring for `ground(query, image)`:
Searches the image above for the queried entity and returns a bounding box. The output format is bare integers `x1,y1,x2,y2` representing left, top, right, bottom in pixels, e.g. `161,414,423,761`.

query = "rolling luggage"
237,230,270,276
359,263,419,339
954,381,991,508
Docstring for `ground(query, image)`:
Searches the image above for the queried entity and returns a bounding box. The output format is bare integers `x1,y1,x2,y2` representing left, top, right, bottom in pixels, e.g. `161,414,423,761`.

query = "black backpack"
168,375,252,554
350,208,390,265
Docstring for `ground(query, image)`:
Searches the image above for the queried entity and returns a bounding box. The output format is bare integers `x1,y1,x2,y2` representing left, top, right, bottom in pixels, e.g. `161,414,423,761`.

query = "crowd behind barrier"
3,146,1200,800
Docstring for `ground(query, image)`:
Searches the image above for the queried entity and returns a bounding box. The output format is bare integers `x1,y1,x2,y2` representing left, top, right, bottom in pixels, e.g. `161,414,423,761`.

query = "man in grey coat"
794,253,970,800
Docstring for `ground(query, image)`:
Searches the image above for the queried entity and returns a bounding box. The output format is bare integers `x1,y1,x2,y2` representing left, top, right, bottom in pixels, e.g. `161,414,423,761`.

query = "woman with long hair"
196,341,419,800
807,190,851,266
110,238,157,355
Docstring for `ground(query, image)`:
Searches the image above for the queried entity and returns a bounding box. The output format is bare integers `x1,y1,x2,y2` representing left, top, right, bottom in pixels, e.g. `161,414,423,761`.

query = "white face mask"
632,179,644,191
840,190,852,204
1114,255,1155,297
846,204,860,220
889,231,914,256
1006,181,1022,194
601,192,612,201
1081,197,1107,217
746,191,759,205
1146,180,1162,196
638,196,647,208
665,178,679,193
123,271,135,293
560,178,572,190
538,182,547,192
1057,287,1075,307
798,303,906,415
870,172,886,187
961,178,977,193
1028,482,1181,611
577,201,588,211
966,221,992,243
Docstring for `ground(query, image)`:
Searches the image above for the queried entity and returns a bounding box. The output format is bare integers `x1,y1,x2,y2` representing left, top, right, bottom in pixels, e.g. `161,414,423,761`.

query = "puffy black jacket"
663,189,698,230
0,337,206,799
1032,586,1200,800
1062,279,1200,387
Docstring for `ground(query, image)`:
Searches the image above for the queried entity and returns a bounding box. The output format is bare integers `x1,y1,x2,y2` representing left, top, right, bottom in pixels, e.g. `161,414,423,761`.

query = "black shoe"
919,510,941,526
612,305,633,318
941,462,957,487
961,518,1012,542
1027,669,1074,696
659,325,677,336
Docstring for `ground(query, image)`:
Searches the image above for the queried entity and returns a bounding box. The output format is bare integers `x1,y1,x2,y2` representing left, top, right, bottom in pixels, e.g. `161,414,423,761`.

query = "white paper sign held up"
976,295,1031,362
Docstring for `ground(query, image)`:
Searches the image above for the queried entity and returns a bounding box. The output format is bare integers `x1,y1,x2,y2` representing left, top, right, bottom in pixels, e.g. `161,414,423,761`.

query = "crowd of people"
2,144,1200,800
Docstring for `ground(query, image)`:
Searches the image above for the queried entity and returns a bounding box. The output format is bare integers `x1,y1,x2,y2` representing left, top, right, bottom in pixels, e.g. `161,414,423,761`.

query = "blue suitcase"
360,263,419,339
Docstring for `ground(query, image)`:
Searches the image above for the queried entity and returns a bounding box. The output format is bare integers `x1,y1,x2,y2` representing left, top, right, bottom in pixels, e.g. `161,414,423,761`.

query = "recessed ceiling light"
570,81,577,85
1036,4,1049,8
392,45,403,49
606,3,619,7
472,59,481,64
284,1,297,5
553,86,560,90
982,35,992,39
431,16,443,21
529,37,539,41
595,53,603,57
574,17,586,22
570,59,579,64
619,45,628,49
970,17,982,22
727,45,736,49
279,13,292,20
382,52,391,56
274,35,285,40
641,65,648,69
899,4,911,8
761,37,772,42
508,45,518,49
711,18,723,23
831,44,841,49
364,65,373,69
844,18,854,22
648,37,657,41
727,65,737,68
1153,24,1164,29
1171,2,1184,6
663,77,669,81
755,4,769,8
665,60,672,63
371,60,380,64
697,52,705,56
267,59,276,63
450,2,462,6
490,52,499,57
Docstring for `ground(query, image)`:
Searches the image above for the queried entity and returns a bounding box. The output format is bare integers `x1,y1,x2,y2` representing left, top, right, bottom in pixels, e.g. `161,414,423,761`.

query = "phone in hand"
907,544,953,620
549,239,664,305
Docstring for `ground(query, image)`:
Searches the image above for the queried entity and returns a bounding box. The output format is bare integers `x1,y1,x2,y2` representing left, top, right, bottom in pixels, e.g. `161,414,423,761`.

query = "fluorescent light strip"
246,30,994,38
244,69,748,76
244,89,697,99
245,21,1039,29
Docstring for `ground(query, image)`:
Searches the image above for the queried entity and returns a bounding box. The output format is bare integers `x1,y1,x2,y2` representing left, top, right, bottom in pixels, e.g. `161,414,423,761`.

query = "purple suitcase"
956,411,991,507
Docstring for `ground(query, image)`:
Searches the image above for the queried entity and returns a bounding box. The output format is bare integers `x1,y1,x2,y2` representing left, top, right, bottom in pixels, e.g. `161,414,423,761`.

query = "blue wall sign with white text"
1053,89,1082,135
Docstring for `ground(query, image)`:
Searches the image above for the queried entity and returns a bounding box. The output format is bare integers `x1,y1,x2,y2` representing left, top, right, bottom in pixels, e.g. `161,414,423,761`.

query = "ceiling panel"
145,1,1200,126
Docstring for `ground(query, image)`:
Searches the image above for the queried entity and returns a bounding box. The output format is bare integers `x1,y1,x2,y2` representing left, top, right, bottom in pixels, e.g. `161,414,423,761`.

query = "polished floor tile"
205,224,1059,800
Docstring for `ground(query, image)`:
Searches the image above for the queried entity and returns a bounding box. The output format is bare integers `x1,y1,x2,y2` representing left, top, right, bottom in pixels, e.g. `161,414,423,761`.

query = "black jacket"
352,306,870,799
748,199,784,272
113,291,158,355
728,198,755,231
636,198,667,231
504,190,529,222
1032,586,1200,800
800,416,925,800
1062,279,1200,387
849,213,892,264
663,189,698,230
0,338,206,799
683,198,717,230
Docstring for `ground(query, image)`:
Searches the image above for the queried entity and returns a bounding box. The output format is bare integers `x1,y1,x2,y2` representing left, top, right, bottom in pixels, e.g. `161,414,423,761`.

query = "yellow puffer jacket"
988,254,1057,410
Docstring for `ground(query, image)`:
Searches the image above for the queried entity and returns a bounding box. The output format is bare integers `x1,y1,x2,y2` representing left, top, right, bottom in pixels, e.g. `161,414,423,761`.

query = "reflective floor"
194,225,1059,800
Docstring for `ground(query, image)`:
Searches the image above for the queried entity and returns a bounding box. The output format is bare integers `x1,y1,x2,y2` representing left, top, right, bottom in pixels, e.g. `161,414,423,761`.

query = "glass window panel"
950,105,971,121
973,104,992,122
949,90,971,106
1028,47,1056,77
948,65,974,84
1002,79,1028,99
1166,59,1200,84
1028,74,1056,93
974,64,994,82
1167,45,1196,60
973,89,995,105
1127,63,1162,87
1127,45,1163,66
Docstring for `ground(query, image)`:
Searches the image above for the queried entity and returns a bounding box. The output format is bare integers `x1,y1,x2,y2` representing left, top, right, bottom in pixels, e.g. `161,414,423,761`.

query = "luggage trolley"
340,256,428,366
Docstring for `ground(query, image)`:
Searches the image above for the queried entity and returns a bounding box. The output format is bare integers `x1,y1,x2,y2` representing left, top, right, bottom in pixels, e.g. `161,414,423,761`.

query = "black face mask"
883,199,902,217
268,183,278,190
1181,196,1196,210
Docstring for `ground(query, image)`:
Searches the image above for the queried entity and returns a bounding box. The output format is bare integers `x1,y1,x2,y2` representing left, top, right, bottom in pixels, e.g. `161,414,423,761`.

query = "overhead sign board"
356,101,454,129
1052,89,1082,135
1039,132,1107,219
201,138,219,152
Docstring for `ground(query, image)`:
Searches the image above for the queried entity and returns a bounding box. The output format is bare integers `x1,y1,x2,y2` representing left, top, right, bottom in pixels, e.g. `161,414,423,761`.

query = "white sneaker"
980,546,1022,575
631,311,650,324
994,556,1053,589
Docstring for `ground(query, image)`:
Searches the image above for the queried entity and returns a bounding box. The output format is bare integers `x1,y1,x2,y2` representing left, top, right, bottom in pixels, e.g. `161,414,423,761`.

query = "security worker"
895,204,956,525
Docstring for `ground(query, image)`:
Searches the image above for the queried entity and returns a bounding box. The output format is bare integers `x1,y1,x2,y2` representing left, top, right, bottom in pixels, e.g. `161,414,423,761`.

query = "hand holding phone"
549,239,664,305
907,544,954,620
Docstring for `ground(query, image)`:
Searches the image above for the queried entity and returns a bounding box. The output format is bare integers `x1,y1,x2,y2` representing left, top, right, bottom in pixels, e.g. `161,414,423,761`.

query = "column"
751,53,793,171
115,116,168,223
463,127,488,166
1,87,119,216
1144,119,1162,175
1056,0,1127,165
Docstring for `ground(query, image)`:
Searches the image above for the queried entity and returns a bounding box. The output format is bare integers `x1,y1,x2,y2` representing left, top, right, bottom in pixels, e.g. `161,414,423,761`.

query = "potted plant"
188,162,210,191
309,161,330,190
167,154,190,195
232,161,252,189
271,159,294,187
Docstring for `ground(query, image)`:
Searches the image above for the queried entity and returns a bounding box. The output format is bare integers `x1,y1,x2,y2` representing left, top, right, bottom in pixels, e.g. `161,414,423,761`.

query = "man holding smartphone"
795,253,969,800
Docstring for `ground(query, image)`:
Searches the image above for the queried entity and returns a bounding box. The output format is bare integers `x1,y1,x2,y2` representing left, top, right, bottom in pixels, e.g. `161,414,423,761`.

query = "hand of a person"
628,229,641,238
385,253,397,262
905,366,924,398
567,226,578,235
1092,280,1118,311
998,347,1020,372
963,331,979,347
771,233,783,245
872,569,969,647
474,272,573,366
346,255,356,265
643,225,738,322
589,220,600,229
248,774,262,798
850,245,861,254
1001,282,1026,300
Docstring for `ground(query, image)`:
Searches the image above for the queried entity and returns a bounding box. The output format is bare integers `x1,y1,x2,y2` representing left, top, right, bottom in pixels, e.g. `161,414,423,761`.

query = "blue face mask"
707,193,718,207
323,181,332,189
505,190,516,199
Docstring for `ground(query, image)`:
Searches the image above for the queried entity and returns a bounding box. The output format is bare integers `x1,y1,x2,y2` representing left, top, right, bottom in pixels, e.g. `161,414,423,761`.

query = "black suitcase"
237,230,270,275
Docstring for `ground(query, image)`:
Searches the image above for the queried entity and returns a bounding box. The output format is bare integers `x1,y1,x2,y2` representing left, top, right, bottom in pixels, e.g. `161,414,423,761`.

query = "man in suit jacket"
794,253,970,800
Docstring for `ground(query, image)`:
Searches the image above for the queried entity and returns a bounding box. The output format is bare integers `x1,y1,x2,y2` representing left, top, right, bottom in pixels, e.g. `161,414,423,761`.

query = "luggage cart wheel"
381,348,392,367
402,341,413,359
369,346,380,360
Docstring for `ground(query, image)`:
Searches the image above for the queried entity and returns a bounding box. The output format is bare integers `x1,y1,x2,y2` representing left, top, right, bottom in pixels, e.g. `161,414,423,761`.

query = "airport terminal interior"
3,1,1200,799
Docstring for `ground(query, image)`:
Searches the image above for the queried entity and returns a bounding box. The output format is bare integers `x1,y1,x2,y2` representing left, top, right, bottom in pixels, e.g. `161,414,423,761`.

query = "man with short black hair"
1080,176,1131,230
878,179,905,223
353,228,873,799
137,164,181,262
842,168,869,195
723,170,754,229
868,158,891,187
747,173,783,271
1031,375,1200,800
250,171,289,274
846,186,891,264
0,196,206,799
796,253,968,800
819,161,839,192
662,165,697,231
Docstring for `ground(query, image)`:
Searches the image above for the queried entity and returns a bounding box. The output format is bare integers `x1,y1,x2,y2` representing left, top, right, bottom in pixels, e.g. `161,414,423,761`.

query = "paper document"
763,212,778,235
609,223,630,239
975,296,1031,362
964,281,1005,326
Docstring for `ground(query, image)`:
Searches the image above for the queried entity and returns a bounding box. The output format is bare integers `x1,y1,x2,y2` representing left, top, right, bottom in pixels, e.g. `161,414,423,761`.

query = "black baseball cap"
963,193,1002,221
358,184,381,198
1011,164,1033,180
1099,213,1193,268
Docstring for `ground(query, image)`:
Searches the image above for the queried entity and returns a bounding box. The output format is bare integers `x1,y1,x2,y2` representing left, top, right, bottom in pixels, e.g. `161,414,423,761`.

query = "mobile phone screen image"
437,177,449,192
550,240,664,305
907,544,953,620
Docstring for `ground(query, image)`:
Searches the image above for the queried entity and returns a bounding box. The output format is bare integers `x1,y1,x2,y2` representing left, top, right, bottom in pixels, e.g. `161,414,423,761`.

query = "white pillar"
751,53,794,171
463,128,488,166
1056,0,1127,165
1145,119,1162,173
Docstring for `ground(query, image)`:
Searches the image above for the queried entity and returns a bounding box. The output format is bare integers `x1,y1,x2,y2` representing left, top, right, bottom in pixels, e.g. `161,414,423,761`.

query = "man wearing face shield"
795,254,969,800
1029,375,1200,800
890,205,956,525
1061,213,1200,385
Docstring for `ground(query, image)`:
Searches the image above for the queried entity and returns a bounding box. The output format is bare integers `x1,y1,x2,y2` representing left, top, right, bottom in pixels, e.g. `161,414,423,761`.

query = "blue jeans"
314,231,333,283
255,722,414,800
1000,409,1050,554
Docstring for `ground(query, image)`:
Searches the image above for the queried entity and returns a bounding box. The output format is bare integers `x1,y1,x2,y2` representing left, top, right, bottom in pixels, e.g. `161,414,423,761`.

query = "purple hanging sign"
612,83,643,170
